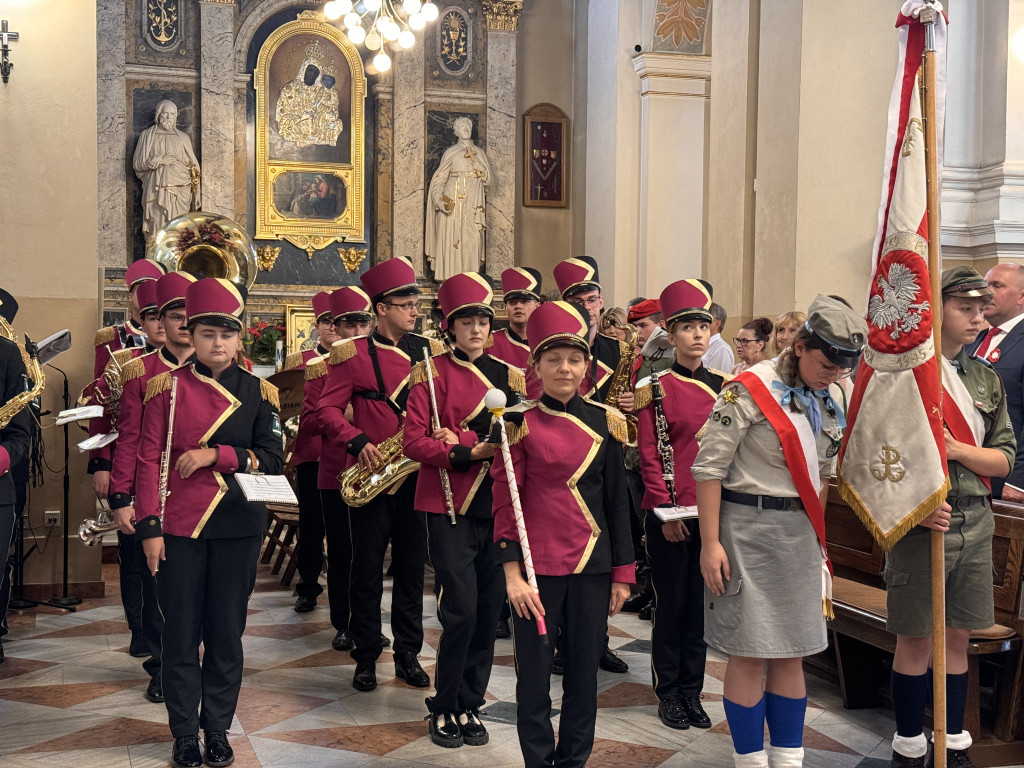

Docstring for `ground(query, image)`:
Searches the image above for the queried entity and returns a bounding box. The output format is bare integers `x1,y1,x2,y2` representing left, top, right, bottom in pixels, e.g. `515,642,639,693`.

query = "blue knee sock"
723,696,766,754
946,672,969,735
765,692,807,748
891,670,928,738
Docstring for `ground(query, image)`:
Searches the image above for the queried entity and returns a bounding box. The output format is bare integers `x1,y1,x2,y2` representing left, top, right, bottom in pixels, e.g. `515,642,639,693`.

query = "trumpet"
79,508,119,546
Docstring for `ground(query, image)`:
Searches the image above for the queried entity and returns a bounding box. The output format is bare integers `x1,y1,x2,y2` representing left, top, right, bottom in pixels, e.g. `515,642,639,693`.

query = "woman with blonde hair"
598,307,629,340
773,311,806,355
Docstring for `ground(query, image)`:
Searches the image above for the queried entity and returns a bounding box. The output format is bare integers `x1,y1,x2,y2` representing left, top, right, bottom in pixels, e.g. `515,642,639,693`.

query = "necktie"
976,326,1001,359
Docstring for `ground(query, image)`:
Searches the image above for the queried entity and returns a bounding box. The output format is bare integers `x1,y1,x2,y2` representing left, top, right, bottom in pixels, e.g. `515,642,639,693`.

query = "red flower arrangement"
246,317,287,364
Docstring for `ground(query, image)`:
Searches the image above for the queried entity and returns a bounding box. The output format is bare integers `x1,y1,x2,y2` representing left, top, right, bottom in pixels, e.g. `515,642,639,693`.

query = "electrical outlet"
43,511,60,527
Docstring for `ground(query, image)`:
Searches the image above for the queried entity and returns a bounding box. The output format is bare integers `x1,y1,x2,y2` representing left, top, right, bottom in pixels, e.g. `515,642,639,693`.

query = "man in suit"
974,263,1024,501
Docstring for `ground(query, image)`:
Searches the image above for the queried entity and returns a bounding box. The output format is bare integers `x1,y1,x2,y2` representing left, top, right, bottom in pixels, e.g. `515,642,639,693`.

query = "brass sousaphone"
147,211,259,289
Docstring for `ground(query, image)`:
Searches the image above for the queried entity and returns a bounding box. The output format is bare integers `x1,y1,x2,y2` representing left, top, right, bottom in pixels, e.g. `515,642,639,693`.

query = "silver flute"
423,347,457,525
158,376,178,520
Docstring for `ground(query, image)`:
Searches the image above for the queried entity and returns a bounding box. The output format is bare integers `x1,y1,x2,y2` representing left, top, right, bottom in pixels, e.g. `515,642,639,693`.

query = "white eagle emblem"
868,263,930,340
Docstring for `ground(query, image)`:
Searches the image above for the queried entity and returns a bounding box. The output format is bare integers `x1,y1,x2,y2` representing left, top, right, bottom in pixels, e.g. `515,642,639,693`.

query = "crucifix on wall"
1,20,19,84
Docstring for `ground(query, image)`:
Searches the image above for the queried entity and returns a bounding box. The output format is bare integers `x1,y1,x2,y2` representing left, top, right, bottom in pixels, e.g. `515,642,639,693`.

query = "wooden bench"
261,503,301,587
812,485,1024,765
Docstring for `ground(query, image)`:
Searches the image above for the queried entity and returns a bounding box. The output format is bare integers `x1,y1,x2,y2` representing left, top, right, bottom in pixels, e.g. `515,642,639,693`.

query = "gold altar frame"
255,11,367,256
285,304,318,356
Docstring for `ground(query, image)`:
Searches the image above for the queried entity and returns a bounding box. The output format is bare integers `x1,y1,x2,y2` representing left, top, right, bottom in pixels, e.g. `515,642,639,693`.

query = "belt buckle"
785,498,801,511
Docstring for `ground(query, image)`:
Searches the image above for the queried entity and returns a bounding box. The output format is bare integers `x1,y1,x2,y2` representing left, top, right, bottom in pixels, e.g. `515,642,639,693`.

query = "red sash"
941,384,992,492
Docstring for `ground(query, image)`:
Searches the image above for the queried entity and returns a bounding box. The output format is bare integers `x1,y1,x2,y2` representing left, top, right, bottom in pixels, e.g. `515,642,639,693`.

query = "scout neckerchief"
732,363,834,618
940,354,990,492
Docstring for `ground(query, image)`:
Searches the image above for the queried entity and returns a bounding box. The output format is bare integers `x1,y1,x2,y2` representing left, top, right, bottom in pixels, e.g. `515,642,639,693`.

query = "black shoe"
129,632,150,658
332,630,354,651
459,709,488,746
599,646,629,673
638,600,654,621
171,735,203,768
891,752,926,768
394,651,430,687
381,633,391,648
427,711,463,748
495,619,510,639
294,595,316,613
946,748,976,767
551,649,564,676
145,676,164,703
353,661,377,691
621,590,653,613
682,694,711,728
203,729,234,767
0,643,5,664
658,695,690,730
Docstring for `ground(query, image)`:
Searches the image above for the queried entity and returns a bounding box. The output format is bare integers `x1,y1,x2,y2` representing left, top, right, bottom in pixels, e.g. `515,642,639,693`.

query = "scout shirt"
288,344,332,470
404,349,525,518
134,361,284,540
488,327,530,371
691,360,842,494
947,348,1016,498
491,393,636,583
108,347,189,510
636,361,725,508
86,345,149,475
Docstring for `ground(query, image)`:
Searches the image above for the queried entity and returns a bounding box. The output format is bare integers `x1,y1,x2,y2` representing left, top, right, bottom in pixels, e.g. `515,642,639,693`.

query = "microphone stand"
45,365,79,610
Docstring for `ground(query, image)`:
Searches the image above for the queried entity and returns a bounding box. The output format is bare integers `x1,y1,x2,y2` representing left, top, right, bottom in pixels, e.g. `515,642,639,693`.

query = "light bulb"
324,1,342,20
421,2,439,21
376,15,390,31
344,11,360,28
397,30,415,49
403,0,422,14
365,29,382,50
383,20,399,41
347,25,366,44
364,0,382,11
409,12,425,30
338,0,354,12
373,51,392,72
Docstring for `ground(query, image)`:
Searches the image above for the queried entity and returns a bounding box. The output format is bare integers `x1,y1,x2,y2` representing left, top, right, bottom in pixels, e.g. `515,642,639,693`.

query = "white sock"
767,745,804,767
944,731,973,751
892,732,928,758
733,750,770,768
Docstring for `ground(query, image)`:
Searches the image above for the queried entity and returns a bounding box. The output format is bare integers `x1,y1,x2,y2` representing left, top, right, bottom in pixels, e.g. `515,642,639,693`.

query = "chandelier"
323,0,439,73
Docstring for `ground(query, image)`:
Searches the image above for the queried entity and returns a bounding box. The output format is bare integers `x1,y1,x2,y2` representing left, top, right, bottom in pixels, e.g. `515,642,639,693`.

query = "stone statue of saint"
133,100,201,242
425,117,492,281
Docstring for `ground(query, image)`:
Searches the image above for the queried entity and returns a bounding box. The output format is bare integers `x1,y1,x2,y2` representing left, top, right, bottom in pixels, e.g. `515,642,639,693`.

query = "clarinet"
650,367,677,507
158,376,178,520
423,348,457,525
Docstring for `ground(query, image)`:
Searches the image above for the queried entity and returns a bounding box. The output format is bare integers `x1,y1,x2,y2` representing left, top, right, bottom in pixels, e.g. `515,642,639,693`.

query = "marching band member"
886,267,1015,768
404,272,525,748
316,257,443,692
492,300,635,768
490,267,541,372
135,278,283,768
693,295,866,768
635,280,724,731
291,290,337,614
107,270,196,703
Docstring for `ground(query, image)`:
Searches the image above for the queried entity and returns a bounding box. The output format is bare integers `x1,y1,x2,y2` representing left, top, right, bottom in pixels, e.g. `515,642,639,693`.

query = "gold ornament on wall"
257,245,282,272
482,0,523,32
337,247,367,274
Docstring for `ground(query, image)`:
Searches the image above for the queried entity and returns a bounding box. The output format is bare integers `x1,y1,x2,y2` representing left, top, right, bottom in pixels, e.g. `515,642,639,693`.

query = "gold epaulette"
507,366,526,396
260,379,281,410
429,338,447,356
329,339,358,365
119,355,147,385
305,357,328,381
707,367,734,382
504,403,534,446
587,401,629,444
284,351,304,371
484,333,494,350
144,371,172,403
94,326,117,347
409,358,439,387
111,348,136,368
634,382,652,411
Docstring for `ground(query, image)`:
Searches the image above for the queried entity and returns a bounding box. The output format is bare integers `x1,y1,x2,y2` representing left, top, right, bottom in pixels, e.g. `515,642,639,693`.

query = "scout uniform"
692,295,865,768
107,271,196,701
635,280,724,730
134,278,283,768
491,300,636,768
315,257,444,691
403,272,525,748
291,290,335,614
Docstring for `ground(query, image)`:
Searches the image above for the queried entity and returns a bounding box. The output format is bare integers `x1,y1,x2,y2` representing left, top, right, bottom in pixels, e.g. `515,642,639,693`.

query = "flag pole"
920,3,947,764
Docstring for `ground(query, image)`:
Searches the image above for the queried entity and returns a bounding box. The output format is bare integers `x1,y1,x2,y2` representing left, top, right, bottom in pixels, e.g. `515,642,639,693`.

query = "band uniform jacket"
635,362,725,509
283,347,322,373
92,318,146,382
315,332,444,485
579,333,630,403
134,362,284,540
488,328,530,371
491,394,636,583
108,347,188,510
0,337,31,503
404,350,525,517
288,344,332,472
86,345,149,475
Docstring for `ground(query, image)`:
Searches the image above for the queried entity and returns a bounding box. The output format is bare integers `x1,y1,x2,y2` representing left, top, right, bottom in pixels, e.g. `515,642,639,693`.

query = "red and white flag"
837,2,949,551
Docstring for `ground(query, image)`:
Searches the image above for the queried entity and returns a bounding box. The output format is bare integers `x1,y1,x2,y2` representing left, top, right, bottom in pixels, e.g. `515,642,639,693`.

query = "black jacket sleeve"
601,429,635,575
0,341,31,501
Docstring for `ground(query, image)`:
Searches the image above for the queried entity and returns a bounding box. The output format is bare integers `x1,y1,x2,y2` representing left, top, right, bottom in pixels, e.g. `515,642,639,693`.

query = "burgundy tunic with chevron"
287,345,331,469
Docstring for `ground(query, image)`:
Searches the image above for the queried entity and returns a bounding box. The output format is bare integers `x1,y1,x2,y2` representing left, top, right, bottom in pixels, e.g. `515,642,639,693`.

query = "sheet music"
652,505,698,522
234,473,298,505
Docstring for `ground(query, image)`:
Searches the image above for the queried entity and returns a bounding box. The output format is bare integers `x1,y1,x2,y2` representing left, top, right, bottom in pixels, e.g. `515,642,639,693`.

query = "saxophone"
603,319,640,444
338,427,421,507
0,334,46,431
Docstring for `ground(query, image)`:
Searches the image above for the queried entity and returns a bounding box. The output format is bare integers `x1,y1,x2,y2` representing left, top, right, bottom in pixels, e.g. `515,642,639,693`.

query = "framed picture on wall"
285,304,318,356
523,103,568,208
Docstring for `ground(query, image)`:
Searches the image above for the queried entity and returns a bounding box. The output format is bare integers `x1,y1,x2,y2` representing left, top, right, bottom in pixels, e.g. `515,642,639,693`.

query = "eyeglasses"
578,296,602,307
733,338,758,346
385,301,420,312
164,313,187,325
809,350,852,380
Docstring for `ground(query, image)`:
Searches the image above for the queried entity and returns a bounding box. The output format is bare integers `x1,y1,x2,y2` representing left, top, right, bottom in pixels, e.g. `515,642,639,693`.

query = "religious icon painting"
255,10,366,256
523,103,568,208
285,304,318,356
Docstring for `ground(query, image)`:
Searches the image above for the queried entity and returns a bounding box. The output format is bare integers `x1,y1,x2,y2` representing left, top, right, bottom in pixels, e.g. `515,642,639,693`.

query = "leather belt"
721,488,803,512
946,495,986,510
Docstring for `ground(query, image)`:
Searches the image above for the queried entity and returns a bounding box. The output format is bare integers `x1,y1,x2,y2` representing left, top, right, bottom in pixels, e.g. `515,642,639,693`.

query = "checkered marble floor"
0,561,918,767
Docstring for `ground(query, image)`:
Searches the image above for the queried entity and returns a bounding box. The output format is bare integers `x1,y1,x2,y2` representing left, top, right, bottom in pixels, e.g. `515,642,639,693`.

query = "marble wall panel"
127,0,200,70
485,29,516,277
392,44,427,276
375,86,394,262
200,0,237,219
98,0,129,267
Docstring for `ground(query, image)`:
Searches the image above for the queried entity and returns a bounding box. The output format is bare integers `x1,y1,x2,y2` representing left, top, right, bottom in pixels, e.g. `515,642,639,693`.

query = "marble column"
199,0,236,219
96,0,127,267
392,45,425,275
483,0,521,277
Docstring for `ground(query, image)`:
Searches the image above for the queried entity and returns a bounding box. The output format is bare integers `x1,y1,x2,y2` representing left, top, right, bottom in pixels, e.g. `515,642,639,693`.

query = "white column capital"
632,52,711,97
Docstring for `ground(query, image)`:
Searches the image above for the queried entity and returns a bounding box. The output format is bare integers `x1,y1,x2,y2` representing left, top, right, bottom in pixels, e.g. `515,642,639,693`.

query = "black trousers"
294,462,326,599
321,488,352,632
118,530,144,634
512,572,609,768
0,501,14,638
347,477,426,665
157,534,261,737
126,535,163,680
427,513,504,714
645,515,705,699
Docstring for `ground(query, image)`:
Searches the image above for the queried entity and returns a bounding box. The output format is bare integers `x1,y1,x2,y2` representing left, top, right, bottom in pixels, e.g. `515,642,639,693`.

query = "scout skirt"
704,498,827,658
